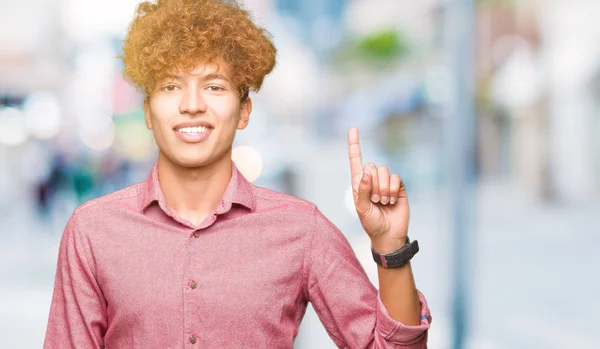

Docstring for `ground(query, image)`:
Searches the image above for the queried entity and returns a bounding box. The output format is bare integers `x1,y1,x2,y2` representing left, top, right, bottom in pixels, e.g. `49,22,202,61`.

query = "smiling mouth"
176,126,210,135
174,126,212,143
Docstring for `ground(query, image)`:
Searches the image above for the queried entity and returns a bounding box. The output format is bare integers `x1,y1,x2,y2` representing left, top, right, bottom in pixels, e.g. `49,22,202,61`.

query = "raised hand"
348,127,410,252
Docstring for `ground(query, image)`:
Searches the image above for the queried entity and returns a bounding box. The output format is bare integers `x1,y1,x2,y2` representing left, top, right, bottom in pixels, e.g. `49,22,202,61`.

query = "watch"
371,236,419,268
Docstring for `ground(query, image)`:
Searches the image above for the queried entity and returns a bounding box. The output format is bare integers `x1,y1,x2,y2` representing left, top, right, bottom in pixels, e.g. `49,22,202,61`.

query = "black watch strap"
371,237,419,268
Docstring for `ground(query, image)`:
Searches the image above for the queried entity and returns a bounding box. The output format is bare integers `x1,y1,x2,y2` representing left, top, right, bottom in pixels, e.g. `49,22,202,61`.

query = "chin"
159,151,206,168
160,146,229,169
175,157,211,169
177,152,229,170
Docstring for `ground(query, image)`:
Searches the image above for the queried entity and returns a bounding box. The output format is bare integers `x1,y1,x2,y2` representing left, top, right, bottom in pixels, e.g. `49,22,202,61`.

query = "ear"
144,99,153,130
237,97,252,130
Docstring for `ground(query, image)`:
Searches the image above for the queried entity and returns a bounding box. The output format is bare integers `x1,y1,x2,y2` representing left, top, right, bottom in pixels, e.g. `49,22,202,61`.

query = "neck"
156,151,233,226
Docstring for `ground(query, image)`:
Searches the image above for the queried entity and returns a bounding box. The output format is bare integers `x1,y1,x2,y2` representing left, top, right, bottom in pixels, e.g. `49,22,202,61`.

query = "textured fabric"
44,161,431,349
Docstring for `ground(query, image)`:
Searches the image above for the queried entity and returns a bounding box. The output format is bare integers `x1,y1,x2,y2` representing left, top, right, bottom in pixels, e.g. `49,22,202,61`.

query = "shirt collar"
139,160,256,214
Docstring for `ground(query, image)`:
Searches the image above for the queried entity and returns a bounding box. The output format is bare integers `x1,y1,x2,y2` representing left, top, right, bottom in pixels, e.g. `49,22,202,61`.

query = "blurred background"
1,0,599,348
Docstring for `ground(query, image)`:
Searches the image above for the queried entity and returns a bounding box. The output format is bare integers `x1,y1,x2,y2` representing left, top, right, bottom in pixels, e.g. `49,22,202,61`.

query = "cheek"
211,99,241,126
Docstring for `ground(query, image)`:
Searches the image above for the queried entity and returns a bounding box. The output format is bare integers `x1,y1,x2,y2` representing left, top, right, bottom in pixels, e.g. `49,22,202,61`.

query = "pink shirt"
45,161,431,348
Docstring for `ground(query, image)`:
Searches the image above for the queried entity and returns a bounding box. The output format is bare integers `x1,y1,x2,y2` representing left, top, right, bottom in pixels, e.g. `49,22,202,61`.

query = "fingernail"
381,196,389,204
390,197,396,205
362,171,370,182
371,194,380,202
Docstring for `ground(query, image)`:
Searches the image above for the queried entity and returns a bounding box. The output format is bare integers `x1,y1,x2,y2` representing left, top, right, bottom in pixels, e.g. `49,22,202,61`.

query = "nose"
179,86,207,115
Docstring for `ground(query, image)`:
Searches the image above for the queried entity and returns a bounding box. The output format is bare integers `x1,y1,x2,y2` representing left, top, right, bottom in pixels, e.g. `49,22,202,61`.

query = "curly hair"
120,0,277,99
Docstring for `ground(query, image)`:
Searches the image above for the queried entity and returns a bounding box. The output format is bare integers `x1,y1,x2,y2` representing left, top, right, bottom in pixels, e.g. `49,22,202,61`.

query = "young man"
44,0,431,348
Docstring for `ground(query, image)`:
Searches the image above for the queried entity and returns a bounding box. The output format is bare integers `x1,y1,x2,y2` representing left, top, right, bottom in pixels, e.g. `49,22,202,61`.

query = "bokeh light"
232,146,263,182
0,107,28,146
22,92,62,140
78,114,116,151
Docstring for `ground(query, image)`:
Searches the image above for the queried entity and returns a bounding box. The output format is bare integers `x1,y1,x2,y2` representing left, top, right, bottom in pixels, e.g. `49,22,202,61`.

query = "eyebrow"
202,73,230,82
166,73,231,83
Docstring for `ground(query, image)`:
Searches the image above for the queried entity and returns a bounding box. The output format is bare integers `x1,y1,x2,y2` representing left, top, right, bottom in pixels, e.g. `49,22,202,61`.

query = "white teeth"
178,126,208,134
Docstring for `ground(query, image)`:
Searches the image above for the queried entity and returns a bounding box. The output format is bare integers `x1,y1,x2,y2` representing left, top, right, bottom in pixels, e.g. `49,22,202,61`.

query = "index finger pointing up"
348,127,363,179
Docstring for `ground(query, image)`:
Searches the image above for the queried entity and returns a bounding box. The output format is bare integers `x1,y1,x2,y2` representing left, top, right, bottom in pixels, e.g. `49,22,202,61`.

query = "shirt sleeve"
44,213,107,349
304,206,431,348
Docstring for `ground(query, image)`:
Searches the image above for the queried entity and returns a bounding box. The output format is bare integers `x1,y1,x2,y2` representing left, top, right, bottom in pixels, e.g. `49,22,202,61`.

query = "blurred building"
475,0,600,203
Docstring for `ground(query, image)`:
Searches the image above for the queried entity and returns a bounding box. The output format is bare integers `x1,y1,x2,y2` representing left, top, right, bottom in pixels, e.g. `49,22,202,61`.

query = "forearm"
372,238,421,326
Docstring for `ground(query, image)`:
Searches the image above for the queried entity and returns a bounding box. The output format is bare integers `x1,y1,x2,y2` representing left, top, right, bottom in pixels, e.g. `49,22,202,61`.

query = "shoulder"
250,184,319,220
249,184,342,229
72,182,143,220
252,185,317,215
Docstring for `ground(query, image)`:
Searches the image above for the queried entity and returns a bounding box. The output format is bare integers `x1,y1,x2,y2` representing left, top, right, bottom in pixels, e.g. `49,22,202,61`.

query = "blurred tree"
355,29,408,61
333,29,410,68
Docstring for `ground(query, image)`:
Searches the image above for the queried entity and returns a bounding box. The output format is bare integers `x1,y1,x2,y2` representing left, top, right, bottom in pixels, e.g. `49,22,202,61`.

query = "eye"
161,84,179,92
206,85,224,92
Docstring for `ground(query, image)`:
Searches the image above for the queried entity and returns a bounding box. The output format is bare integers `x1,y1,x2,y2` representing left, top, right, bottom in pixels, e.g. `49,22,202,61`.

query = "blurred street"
2,0,600,347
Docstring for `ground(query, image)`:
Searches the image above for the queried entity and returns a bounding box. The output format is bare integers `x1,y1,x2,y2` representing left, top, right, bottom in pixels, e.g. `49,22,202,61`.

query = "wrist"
371,236,408,254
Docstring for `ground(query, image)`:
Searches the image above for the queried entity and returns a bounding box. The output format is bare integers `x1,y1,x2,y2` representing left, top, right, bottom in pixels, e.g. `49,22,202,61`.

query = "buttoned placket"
182,209,225,346
184,228,202,346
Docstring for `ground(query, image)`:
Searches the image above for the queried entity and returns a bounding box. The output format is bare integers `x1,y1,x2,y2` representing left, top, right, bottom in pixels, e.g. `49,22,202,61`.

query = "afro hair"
120,0,277,99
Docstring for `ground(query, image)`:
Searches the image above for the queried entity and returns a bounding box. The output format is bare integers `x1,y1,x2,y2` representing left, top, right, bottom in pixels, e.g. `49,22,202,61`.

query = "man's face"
144,58,251,168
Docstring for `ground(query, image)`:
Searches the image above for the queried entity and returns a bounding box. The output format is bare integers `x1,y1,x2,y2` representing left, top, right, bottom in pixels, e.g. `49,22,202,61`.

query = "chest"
93,220,307,325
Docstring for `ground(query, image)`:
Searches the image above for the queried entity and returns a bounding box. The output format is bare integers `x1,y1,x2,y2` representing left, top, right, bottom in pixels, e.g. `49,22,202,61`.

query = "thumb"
355,170,373,216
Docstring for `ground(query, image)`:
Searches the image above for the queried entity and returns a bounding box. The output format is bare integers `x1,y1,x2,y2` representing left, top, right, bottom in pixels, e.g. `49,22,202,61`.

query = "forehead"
171,57,232,79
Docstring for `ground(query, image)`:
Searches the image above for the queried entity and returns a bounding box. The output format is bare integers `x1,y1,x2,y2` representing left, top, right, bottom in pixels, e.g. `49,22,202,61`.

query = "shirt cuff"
376,289,432,344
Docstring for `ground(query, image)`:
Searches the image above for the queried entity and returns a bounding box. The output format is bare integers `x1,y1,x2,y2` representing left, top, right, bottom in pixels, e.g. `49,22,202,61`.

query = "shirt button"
193,231,200,238
190,281,198,289
189,335,197,344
